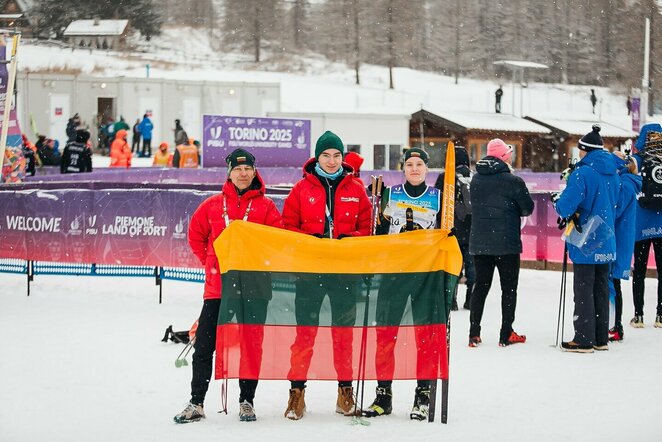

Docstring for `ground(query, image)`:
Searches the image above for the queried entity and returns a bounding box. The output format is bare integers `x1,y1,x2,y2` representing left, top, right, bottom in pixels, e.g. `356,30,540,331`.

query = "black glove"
337,233,350,239
557,217,567,230
550,192,561,204
311,233,325,238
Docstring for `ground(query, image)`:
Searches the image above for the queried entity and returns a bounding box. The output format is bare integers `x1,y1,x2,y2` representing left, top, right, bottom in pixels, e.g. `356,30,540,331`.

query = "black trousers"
131,136,140,153
572,264,610,347
141,138,152,157
190,299,260,406
632,238,662,317
612,278,623,329
469,254,520,341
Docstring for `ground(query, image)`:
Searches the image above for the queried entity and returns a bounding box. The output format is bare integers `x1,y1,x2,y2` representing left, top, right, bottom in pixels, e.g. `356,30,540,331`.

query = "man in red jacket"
174,148,283,424
282,130,372,420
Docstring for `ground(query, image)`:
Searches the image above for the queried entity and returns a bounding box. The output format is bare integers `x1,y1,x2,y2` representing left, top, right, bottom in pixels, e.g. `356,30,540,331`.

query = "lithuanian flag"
213,220,461,382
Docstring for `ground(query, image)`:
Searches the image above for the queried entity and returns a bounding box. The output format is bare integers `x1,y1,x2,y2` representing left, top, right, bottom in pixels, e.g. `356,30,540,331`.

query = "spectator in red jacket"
282,130,372,421
174,148,283,425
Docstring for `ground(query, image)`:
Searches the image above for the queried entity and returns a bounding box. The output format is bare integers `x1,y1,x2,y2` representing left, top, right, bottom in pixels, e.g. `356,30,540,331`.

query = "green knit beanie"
314,130,345,159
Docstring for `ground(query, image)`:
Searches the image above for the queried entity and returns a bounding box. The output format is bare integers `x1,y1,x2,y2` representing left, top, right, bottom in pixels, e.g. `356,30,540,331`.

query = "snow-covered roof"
493,60,549,69
63,20,129,37
419,108,551,134
525,116,637,138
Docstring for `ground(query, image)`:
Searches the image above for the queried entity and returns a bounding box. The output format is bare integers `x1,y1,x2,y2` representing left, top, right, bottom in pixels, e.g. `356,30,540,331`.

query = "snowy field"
1,268,660,442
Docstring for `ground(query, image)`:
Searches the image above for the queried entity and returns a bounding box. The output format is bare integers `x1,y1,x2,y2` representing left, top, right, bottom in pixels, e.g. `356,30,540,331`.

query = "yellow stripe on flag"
214,221,462,276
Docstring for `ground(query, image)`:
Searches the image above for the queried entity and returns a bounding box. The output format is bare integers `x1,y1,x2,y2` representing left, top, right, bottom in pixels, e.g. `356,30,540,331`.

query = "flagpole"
0,33,20,172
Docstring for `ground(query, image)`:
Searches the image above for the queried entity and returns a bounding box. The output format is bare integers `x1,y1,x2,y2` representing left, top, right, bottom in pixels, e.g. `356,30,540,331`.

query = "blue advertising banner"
202,115,311,168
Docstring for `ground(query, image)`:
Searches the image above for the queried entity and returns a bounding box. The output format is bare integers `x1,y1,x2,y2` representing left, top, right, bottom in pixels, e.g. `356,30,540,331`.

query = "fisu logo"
210,126,223,139
88,215,97,227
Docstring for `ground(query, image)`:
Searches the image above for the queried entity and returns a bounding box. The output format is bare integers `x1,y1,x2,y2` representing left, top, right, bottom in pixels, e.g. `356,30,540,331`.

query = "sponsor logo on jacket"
340,197,360,203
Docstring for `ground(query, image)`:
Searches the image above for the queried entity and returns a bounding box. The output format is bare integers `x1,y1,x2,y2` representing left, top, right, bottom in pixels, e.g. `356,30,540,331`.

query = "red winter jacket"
283,158,372,238
188,171,283,300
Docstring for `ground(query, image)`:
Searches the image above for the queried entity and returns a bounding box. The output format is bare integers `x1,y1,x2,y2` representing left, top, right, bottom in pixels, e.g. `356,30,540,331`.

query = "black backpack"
638,131,662,210
455,175,472,221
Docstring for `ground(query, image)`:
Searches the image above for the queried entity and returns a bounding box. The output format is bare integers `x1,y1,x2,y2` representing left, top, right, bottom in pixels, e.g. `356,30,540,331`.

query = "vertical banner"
631,97,641,133
202,115,311,168
0,42,24,183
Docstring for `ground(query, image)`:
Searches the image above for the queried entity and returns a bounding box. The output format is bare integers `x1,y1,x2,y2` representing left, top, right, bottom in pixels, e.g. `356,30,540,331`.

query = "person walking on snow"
281,130,371,421
553,125,619,353
364,147,443,421
468,139,534,348
174,149,283,424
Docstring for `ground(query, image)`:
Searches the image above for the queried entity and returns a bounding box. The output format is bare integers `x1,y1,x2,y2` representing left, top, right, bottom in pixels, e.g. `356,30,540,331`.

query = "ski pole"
175,338,195,368
555,243,568,347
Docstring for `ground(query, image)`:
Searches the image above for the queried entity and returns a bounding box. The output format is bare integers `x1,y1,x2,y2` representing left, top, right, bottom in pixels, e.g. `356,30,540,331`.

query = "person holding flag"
364,147,443,421
174,148,283,424
282,130,372,420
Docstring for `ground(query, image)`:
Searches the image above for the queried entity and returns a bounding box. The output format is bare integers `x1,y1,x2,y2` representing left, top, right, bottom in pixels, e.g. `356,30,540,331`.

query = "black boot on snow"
363,386,392,417
410,386,430,421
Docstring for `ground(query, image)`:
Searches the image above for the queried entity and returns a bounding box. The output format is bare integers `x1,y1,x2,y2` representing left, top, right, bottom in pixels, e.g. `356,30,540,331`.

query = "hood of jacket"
577,149,618,176
635,122,662,152
115,129,128,141
475,156,511,176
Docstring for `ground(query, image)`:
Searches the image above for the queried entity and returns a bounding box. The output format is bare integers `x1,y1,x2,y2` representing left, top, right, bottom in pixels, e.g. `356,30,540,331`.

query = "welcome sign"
202,115,311,168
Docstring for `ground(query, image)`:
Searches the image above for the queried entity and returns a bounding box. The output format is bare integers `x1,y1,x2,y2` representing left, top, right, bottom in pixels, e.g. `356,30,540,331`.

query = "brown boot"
284,388,306,420
336,386,357,416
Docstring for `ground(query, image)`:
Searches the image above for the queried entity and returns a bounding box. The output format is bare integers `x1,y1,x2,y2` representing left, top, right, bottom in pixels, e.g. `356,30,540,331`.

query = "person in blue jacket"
608,152,641,342
553,125,620,353
138,114,154,158
631,122,662,329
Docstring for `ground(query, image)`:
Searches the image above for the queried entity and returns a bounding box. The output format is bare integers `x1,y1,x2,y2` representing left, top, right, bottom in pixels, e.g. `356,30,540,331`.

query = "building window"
374,145,385,170
389,145,401,170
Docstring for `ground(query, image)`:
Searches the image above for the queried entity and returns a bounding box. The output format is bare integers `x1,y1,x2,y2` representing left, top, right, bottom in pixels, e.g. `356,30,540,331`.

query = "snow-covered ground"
1,269,660,441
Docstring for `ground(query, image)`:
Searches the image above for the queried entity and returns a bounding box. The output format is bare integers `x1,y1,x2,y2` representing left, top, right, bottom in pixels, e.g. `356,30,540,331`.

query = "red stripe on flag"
215,324,448,381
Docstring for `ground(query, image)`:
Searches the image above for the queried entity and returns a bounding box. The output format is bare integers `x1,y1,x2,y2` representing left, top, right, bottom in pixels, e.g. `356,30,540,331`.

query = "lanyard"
324,204,334,239
222,192,252,226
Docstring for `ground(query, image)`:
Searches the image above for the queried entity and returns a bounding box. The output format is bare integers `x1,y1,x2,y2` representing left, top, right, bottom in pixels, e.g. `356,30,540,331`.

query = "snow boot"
409,386,430,421
499,330,526,347
284,388,306,420
173,402,205,424
608,326,623,342
593,344,609,351
630,316,644,328
239,400,256,422
655,315,662,328
468,336,482,347
336,386,357,416
363,386,393,417
561,341,594,353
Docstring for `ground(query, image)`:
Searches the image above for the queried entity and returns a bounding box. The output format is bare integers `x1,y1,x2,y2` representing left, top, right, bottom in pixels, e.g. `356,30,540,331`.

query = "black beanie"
404,147,429,164
455,146,470,168
225,148,256,170
75,129,90,143
578,125,604,151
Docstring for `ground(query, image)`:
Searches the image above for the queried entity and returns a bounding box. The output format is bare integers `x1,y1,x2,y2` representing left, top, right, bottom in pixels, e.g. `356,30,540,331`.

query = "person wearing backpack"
435,145,474,310
631,123,662,329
